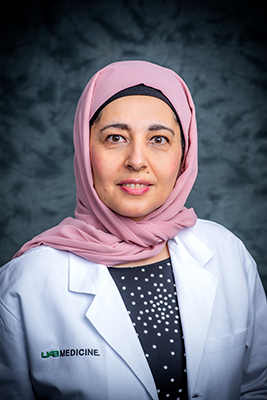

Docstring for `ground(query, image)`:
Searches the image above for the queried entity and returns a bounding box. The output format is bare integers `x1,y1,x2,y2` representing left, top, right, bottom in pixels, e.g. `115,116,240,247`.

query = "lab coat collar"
168,228,218,398
69,227,218,400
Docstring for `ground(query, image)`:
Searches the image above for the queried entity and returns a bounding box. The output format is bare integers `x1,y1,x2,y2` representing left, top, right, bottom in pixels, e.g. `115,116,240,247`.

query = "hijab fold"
14,61,198,266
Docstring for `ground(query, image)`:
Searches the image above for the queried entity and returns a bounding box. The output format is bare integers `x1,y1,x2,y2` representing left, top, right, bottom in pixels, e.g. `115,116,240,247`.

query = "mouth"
118,180,151,195
121,183,148,188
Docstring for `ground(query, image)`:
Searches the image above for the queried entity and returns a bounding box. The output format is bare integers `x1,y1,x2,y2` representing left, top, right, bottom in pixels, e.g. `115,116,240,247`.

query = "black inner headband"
90,84,185,156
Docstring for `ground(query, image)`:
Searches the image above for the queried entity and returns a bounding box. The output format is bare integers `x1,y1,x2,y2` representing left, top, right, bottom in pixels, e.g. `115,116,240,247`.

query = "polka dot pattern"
109,258,188,399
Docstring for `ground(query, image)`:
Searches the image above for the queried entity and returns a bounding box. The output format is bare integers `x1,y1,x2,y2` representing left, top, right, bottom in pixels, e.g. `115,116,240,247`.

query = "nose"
125,141,148,171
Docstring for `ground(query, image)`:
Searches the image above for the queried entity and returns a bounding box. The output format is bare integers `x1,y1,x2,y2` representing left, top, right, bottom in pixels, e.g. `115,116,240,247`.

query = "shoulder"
0,245,69,279
173,218,256,271
185,218,248,251
0,246,69,309
191,218,238,238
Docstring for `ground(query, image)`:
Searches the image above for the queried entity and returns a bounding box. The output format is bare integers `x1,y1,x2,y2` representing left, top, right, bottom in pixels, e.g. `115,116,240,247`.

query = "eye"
150,136,169,145
106,134,126,143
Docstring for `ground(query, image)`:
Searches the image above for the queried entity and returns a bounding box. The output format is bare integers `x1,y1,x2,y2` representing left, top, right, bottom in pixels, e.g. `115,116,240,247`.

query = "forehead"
98,95,176,121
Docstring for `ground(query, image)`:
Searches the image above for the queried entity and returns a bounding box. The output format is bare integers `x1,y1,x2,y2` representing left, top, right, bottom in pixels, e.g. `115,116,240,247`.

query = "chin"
114,212,146,221
111,203,162,221
116,209,155,221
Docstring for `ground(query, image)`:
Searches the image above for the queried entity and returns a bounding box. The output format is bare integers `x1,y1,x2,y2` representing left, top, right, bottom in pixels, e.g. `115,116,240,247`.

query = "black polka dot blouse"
109,257,188,400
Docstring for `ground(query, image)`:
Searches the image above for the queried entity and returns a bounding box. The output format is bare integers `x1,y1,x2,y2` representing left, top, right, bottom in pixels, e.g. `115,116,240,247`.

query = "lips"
121,183,148,188
118,180,151,195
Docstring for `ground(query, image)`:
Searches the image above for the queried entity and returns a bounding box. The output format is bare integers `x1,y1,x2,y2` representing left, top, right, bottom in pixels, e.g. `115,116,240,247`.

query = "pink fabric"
14,61,198,266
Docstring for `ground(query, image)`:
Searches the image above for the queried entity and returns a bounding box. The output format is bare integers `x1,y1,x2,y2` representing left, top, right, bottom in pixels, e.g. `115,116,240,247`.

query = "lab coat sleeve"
240,246,267,399
0,300,36,400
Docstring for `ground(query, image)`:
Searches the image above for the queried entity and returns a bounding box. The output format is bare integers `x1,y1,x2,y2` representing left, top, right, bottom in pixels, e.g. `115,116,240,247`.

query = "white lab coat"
0,219,266,400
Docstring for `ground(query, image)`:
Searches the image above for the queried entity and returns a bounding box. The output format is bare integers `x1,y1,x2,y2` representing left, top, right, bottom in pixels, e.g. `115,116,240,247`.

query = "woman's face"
90,95,183,221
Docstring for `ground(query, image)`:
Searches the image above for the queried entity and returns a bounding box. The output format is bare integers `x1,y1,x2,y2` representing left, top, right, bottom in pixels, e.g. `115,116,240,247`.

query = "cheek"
91,151,119,189
159,156,181,185
90,152,106,186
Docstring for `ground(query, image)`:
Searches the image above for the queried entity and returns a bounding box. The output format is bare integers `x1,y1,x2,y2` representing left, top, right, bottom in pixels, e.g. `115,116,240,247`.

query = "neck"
112,243,170,268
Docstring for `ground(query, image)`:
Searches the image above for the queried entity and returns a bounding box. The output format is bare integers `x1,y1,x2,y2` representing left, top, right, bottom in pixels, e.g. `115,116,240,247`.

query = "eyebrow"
100,123,129,133
148,123,175,136
99,123,175,136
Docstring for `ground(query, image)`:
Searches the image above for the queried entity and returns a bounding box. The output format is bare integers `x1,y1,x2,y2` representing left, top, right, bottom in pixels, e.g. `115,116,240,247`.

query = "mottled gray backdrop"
1,0,266,292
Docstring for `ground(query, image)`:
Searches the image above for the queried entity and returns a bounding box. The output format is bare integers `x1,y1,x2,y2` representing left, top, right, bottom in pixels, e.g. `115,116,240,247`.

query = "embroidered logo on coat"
41,348,100,358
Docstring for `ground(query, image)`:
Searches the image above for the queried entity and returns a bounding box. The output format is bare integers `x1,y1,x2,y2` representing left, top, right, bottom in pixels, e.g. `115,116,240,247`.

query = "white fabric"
0,219,267,400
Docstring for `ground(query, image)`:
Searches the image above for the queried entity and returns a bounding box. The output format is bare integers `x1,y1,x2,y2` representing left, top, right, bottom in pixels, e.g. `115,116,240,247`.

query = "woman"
0,61,266,400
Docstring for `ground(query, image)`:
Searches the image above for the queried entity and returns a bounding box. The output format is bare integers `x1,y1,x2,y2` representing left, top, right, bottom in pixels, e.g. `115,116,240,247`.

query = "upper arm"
0,300,36,400
240,249,267,398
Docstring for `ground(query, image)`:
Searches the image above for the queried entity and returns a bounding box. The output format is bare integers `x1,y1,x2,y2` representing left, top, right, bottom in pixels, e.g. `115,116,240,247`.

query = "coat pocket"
201,329,248,400
204,329,247,354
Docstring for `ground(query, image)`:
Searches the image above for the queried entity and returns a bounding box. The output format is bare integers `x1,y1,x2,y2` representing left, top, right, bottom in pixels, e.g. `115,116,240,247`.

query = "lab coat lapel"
69,254,158,400
168,229,218,398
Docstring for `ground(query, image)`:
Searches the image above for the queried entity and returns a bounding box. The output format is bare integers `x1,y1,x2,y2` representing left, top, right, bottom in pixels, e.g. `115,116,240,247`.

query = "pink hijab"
14,61,198,266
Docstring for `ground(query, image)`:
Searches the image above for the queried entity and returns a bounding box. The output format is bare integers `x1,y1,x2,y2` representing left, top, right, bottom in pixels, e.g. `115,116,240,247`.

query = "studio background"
1,0,266,292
